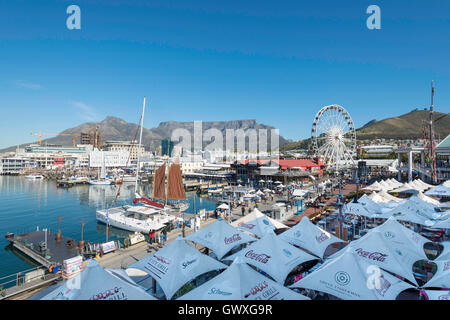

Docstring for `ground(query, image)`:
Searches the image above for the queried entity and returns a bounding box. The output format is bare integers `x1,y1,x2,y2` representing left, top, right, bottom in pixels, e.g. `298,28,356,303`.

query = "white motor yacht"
25,173,44,180
88,179,112,185
96,205,181,233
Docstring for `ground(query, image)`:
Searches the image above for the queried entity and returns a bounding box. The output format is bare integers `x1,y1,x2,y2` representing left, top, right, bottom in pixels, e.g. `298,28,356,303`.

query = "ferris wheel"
311,105,357,172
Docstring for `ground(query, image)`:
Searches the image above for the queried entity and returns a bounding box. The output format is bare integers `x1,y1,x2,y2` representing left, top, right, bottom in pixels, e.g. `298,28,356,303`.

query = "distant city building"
361,145,395,157
104,140,144,161
161,139,175,157
0,157,31,174
89,149,130,168
14,144,93,169
436,134,450,181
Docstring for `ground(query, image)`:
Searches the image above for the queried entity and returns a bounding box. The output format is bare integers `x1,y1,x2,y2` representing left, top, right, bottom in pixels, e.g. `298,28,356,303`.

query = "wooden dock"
6,230,81,267
56,178,89,188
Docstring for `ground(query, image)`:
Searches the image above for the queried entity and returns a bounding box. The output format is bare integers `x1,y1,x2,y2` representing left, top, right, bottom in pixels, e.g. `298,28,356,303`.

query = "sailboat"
89,151,112,185
96,97,181,233
133,158,189,212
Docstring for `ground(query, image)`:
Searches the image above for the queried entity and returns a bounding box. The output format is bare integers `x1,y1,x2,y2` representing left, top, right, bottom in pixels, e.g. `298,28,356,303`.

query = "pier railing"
0,265,58,299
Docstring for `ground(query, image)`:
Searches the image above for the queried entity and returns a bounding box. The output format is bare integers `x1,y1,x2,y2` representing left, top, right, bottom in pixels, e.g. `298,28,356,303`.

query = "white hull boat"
96,205,181,233
89,179,112,185
25,174,44,180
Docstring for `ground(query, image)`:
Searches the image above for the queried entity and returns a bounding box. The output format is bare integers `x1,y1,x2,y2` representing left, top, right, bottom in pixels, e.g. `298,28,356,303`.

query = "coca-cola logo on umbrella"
294,231,301,238
335,271,351,286
153,255,171,265
224,234,242,245
263,219,270,225
438,294,450,300
245,250,271,264
354,248,388,262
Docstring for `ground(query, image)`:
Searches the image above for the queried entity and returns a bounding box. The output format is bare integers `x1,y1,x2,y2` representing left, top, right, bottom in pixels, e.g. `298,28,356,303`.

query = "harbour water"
0,176,217,279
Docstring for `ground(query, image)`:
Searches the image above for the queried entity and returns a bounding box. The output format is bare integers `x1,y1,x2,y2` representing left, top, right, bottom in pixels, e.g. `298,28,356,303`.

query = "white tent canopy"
341,201,380,219
379,180,394,191
432,217,450,229
231,208,288,238
417,191,442,206
178,257,310,300
358,195,384,214
363,181,382,191
423,259,450,289
278,216,345,259
413,179,434,190
127,236,227,299
425,181,450,197
292,189,307,197
217,203,230,210
436,242,450,262
223,231,318,284
39,260,156,300
378,190,404,203
291,250,414,300
330,217,429,286
385,196,440,226
185,219,256,260
423,290,450,300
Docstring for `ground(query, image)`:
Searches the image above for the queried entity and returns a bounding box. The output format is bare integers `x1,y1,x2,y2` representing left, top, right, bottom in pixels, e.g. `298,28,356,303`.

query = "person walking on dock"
149,229,155,245
241,206,245,216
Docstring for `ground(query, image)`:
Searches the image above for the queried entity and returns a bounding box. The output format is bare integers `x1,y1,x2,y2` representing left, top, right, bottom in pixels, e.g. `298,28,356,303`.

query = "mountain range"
1,117,290,153
2,109,449,154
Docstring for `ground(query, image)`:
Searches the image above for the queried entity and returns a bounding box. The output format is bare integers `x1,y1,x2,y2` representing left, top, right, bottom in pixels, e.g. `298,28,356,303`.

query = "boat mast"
152,154,157,200
429,81,437,184
165,157,169,206
134,97,146,195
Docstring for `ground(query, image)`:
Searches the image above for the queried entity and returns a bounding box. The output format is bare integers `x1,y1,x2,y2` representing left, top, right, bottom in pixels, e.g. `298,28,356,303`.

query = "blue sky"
0,0,450,149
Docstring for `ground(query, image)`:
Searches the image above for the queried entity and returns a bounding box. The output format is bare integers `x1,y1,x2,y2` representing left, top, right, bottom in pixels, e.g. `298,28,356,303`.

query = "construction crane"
31,125,101,148
30,132,81,147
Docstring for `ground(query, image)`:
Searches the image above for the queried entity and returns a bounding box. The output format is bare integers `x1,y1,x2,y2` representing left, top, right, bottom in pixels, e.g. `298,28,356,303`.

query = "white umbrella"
291,250,414,300
425,181,450,197
330,217,429,286
278,216,345,259
436,242,450,261
217,203,230,210
423,290,450,300
39,260,156,300
185,219,256,260
292,189,307,197
127,236,227,299
423,259,450,289
417,191,441,206
223,231,318,284
231,208,288,232
178,257,310,300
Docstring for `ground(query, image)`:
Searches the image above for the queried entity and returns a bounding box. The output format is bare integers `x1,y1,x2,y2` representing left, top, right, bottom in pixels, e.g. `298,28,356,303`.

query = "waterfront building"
103,140,144,161
231,158,324,185
0,157,31,174
15,144,92,169
89,149,130,168
361,145,395,157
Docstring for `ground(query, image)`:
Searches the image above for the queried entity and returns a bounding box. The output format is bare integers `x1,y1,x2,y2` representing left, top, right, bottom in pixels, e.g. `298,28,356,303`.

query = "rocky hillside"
1,117,290,152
